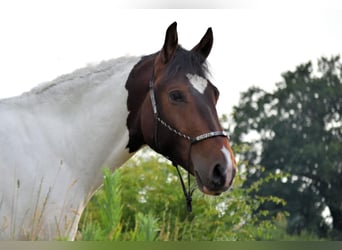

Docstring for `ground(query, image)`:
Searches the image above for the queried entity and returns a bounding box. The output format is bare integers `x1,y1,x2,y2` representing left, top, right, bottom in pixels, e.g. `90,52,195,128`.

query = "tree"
232,56,342,239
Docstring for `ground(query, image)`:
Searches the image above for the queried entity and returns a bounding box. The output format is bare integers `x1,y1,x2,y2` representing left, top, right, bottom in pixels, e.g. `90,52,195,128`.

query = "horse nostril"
212,163,226,188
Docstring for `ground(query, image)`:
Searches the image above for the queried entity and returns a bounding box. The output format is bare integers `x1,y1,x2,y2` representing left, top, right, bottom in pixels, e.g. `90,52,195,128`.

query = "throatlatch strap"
174,164,194,212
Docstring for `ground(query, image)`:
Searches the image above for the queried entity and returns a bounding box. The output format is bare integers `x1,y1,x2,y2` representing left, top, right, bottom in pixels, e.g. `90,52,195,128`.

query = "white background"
1,1,342,115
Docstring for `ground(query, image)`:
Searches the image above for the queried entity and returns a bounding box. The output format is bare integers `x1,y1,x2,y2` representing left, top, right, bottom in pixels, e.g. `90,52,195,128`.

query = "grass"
1,177,52,240
78,168,159,241
2,174,81,240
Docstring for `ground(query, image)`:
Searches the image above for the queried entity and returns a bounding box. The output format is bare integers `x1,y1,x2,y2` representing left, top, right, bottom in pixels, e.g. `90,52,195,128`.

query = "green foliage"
78,146,287,241
78,167,159,241
129,212,159,241
79,168,122,241
232,55,342,239
264,213,322,241
99,168,123,240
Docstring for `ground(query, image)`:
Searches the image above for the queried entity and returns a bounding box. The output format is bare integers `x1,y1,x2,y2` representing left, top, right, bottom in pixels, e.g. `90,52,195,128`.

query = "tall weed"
79,167,159,241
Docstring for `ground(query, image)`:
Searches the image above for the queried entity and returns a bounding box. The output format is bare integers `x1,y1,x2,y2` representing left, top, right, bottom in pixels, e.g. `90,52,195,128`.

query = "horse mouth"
194,171,224,196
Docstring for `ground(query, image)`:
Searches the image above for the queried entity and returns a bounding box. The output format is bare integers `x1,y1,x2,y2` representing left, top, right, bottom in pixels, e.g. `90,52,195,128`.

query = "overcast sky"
1,1,342,115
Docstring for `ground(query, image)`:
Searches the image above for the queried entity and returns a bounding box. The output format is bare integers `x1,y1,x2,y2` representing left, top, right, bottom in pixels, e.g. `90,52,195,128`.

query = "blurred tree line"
78,55,341,241
232,55,342,239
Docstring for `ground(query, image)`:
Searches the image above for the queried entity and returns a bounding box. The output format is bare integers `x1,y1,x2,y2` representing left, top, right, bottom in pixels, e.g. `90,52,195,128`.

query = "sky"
1,1,342,116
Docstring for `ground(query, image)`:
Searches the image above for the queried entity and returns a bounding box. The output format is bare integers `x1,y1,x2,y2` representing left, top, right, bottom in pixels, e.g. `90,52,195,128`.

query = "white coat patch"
0,56,140,240
186,73,208,94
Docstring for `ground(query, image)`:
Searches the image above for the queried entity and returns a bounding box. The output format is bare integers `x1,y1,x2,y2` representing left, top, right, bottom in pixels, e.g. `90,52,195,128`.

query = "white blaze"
186,73,208,94
220,146,234,185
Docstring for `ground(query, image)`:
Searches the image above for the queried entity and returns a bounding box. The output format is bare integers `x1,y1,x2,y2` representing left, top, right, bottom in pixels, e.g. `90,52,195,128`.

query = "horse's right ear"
191,27,213,62
160,22,178,64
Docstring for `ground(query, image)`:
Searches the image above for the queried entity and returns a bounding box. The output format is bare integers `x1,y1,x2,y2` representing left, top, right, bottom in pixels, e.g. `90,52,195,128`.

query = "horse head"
126,22,236,196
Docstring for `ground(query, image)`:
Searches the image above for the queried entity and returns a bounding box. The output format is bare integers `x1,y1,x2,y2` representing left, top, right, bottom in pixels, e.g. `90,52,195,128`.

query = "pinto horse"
0,22,236,240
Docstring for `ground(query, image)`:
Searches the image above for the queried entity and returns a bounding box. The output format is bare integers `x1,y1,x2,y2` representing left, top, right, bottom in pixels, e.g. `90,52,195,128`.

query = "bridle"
149,68,228,212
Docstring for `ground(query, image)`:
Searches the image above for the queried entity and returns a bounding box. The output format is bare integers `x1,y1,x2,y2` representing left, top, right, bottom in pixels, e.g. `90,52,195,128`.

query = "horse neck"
21,57,141,191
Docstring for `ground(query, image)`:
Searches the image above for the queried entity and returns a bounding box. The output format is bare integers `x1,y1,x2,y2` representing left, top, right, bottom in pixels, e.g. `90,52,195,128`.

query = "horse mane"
29,57,138,95
1,56,138,104
134,47,210,82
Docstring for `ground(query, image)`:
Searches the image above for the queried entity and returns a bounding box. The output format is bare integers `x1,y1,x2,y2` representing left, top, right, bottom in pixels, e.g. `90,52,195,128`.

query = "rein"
148,68,228,212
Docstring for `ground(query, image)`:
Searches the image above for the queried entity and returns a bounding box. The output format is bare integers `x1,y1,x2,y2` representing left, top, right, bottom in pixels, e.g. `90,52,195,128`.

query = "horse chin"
202,186,222,196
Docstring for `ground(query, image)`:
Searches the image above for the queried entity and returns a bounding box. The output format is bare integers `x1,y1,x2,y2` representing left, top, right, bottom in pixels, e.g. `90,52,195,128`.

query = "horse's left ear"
191,27,213,62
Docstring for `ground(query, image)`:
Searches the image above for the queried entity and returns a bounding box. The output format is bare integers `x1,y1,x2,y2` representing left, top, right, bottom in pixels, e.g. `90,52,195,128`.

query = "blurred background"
0,1,341,241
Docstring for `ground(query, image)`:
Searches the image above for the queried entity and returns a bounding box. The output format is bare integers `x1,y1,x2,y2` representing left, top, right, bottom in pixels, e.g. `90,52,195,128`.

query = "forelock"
164,47,209,80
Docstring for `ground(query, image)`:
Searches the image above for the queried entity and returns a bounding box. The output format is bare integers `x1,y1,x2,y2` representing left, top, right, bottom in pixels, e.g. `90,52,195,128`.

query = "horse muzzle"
193,146,236,196
195,167,236,195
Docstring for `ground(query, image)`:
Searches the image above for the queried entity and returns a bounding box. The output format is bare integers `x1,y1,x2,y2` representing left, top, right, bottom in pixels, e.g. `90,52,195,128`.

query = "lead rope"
174,163,194,212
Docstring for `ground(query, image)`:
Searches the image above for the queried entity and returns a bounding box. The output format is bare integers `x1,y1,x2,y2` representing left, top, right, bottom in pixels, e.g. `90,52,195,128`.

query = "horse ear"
160,22,178,64
191,27,213,62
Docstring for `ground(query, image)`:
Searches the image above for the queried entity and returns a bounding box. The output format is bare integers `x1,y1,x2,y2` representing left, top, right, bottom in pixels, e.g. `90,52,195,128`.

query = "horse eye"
169,90,185,103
